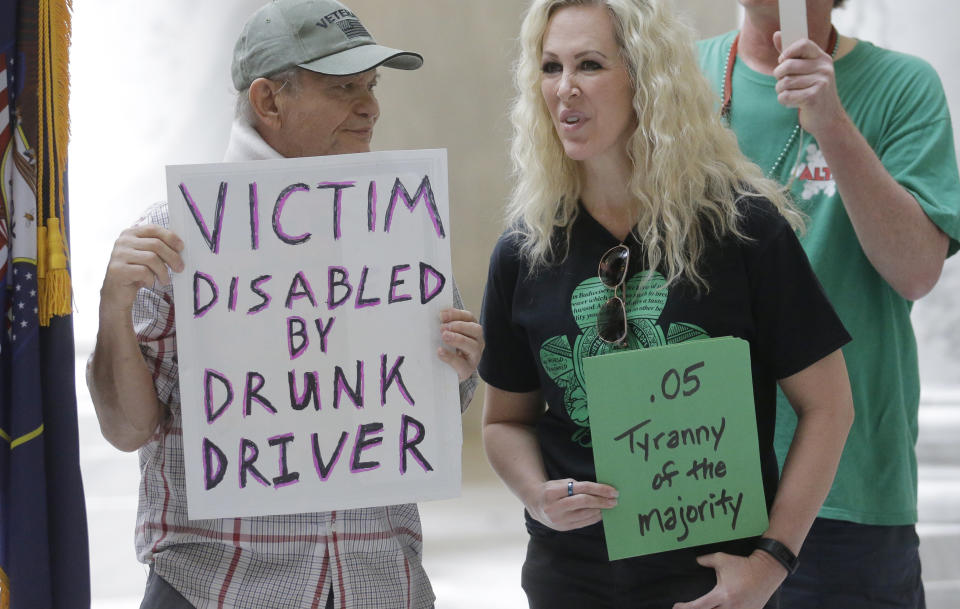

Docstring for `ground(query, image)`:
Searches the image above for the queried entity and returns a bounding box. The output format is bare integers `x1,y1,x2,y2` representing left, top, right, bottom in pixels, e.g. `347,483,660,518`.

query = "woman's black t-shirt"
479,197,850,545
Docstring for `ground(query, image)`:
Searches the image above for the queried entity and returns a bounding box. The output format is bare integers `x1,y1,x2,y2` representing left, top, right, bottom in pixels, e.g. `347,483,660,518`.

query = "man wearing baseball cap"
86,1,483,608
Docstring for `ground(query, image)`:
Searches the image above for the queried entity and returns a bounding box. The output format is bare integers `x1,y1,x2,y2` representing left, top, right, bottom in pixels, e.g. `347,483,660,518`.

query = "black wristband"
755,537,799,574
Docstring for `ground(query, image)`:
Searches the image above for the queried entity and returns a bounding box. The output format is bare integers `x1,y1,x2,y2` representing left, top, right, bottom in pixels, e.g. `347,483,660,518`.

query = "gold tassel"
36,0,73,325
39,218,71,324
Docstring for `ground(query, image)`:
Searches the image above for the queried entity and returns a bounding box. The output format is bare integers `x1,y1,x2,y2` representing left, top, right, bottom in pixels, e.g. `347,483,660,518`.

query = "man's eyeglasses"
597,244,629,345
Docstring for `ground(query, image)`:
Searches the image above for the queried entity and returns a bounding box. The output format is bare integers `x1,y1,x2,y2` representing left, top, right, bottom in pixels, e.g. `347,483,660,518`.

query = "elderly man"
699,1,960,608
86,1,482,608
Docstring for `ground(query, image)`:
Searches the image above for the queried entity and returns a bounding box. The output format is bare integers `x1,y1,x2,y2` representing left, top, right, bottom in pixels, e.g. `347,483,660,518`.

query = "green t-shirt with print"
699,33,960,525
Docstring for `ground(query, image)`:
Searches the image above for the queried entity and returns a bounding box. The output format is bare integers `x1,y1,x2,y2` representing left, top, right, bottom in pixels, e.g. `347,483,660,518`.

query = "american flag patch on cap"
338,19,370,39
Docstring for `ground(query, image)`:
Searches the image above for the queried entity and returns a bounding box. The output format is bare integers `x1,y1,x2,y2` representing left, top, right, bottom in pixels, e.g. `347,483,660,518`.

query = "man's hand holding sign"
93,225,187,451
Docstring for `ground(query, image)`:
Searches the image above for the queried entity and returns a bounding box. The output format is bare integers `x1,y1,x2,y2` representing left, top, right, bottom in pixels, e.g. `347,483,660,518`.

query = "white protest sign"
166,149,461,520
779,0,808,50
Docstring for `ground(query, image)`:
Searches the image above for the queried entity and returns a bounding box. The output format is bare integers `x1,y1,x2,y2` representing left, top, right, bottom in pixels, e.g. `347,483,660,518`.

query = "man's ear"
248,77,284,130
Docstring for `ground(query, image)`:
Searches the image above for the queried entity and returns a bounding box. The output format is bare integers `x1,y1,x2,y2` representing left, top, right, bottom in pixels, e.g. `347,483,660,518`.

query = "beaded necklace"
720,27,838,178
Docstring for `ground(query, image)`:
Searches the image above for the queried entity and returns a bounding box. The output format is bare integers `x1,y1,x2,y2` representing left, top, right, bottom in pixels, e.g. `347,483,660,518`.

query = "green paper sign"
583,337,768,560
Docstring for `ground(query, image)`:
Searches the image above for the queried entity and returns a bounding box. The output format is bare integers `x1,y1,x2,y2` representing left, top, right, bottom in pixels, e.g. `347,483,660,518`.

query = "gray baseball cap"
231,0,423,90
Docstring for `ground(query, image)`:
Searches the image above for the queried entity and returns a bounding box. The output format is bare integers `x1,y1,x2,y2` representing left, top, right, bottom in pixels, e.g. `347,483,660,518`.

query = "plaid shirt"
129,197,477,609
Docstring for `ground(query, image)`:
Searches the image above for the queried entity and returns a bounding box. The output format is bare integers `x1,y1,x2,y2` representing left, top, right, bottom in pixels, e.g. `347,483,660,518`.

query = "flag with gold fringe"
0,0,89,608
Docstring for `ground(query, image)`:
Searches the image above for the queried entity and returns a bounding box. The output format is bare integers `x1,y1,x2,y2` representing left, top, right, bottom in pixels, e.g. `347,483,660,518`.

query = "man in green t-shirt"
699,1,960,607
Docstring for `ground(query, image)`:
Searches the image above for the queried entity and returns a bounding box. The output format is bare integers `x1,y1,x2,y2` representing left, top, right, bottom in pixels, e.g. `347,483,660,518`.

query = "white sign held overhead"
166,149,462,520
779,0,809,50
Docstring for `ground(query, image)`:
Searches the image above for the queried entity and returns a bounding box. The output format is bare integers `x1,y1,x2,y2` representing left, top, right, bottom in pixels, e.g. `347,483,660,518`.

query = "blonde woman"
478,1,854,607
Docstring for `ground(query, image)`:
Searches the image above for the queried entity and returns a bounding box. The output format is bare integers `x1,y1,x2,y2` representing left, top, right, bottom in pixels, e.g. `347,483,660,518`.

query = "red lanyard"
721,26,838,120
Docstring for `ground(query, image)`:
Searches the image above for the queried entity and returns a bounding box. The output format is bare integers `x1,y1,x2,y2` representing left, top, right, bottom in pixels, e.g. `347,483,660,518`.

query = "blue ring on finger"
567,481,574,497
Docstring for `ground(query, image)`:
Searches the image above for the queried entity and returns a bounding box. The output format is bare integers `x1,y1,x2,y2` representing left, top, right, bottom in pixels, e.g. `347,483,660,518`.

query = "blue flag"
0,1,90,607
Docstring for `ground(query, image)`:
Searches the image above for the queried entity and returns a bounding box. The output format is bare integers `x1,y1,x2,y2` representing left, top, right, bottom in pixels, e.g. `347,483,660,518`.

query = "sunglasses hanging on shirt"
596,244,630,345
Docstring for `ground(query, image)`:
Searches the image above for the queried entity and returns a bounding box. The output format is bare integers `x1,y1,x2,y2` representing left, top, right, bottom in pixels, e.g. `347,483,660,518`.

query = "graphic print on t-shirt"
792,142,836,200
539,270,709,447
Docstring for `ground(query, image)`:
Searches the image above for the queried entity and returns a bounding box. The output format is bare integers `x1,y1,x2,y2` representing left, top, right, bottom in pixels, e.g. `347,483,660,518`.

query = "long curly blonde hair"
508,0,802,288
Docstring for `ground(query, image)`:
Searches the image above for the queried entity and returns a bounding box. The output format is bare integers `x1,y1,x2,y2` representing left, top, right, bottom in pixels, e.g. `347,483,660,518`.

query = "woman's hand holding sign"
437,308,484,382
483,386,619,533
529,478,619,532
